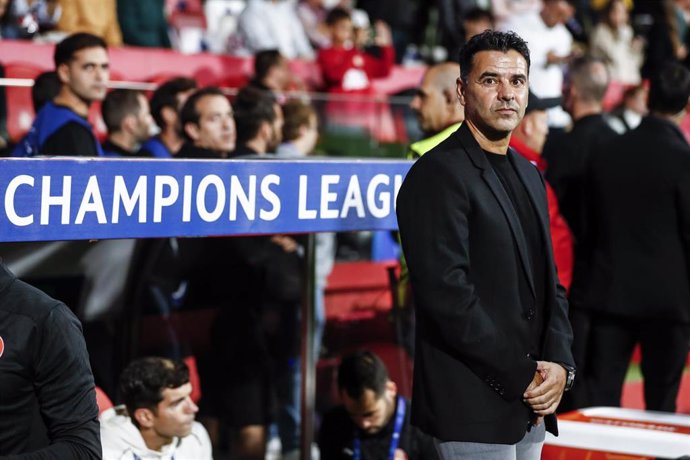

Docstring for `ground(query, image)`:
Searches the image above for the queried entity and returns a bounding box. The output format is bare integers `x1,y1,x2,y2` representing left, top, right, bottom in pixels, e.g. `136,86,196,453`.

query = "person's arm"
396,155,537,402
2,303,101,459
39,122,99,157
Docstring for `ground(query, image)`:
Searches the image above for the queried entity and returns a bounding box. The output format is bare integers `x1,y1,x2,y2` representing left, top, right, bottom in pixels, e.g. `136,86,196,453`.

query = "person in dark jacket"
396,30,574,458
176,86,235,159
319,350,438,460
0,262,101,458
580,61,690,412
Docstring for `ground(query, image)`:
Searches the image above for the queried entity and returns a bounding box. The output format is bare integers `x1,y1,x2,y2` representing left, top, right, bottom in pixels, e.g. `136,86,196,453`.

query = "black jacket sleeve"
2,303,101,460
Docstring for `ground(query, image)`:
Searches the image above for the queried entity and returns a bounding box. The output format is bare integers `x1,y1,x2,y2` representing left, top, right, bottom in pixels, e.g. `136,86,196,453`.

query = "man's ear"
56,63,70,85
120,114,136,135
133,407,156,429
456,78,466,106
161,106,177,128
385,380,397,398
183,121,200,142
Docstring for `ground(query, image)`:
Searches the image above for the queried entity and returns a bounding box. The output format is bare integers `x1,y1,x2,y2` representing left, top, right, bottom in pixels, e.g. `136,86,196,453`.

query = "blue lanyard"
353,395,406,460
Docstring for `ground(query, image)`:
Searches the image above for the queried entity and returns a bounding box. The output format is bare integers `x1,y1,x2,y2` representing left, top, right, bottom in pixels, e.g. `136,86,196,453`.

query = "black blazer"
396,124,574,444
578,116,690,322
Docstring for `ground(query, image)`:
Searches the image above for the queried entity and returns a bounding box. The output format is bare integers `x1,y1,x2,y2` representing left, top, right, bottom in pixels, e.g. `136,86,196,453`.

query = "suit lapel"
457,125,536,300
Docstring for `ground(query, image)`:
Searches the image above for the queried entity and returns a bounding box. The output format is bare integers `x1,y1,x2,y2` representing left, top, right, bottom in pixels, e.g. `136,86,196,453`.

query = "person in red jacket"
509,92,574,292
317,7,395,136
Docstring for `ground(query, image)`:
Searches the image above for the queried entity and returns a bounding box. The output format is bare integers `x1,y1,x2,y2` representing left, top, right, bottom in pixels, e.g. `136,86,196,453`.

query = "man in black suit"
396,30,575,459
581,62,690,412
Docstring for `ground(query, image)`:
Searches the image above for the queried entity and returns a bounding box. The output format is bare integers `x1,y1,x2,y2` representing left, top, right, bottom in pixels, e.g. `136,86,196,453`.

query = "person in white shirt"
233,0,315,59
100,357,213,460
501,0,576,128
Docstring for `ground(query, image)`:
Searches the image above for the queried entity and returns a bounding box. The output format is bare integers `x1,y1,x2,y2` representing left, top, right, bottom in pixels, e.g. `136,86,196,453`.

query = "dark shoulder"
40,121,97,157
0,268,67,323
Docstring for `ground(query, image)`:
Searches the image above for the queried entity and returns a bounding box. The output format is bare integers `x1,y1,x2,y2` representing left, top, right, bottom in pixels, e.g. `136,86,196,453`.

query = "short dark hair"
463,7,494,25
150,77,198,130
54,32,108,68
648,62,690,115
458,30,530,83
326,7,351,26
179,86,228,141
337,350,389,400
233,86,277,145
282,99,316,142
120,357,189,427
32,71,61,112
254,49,283,82
102,89,144,133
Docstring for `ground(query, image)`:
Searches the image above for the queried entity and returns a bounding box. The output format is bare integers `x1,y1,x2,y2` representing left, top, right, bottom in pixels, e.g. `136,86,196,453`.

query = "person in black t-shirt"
176,87,236,159
319,351,438,460
101,89,153,157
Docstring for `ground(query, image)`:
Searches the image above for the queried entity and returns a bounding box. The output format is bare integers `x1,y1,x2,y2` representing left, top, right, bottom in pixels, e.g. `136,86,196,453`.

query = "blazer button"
526,308,535,320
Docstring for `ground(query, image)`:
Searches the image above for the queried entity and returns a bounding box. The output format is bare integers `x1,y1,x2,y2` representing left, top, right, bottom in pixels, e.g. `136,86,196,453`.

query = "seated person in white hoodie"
100,357,213,460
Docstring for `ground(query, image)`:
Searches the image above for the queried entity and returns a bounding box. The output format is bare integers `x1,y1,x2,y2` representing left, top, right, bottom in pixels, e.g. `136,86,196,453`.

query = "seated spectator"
8,0,61,39
318,7,394,134
140,76,197,158
276,99,319,158
177,87,235,159
13,32,109,157
248,49,295,93
100,357,212,459
57,0,122,45
491,0,542,29
117,0,171,48
318,350,438,460
232,85,283,156
589,0,643,85
31,70,61,112
232,0,314,60
0,0,18,38
297,0,330,49
101,89,153,157
318,7,394,93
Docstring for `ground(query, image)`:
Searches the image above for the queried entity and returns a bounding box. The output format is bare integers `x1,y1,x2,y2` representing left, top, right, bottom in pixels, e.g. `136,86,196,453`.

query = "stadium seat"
95,386,114,414
4,62,42,142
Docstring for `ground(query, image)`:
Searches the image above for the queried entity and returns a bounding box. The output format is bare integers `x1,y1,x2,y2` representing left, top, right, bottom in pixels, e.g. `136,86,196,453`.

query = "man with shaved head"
542,55,618,411
408,62,465,159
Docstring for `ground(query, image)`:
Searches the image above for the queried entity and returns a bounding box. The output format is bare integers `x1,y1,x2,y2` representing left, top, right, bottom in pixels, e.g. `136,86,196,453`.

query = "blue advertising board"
0,157,413,242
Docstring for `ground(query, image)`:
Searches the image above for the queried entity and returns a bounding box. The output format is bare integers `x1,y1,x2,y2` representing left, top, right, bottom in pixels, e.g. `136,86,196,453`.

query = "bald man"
542,55,618,411
408,62,465,159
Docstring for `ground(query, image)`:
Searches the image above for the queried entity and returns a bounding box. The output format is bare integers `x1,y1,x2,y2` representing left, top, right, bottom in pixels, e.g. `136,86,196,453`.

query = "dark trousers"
587,315,690,412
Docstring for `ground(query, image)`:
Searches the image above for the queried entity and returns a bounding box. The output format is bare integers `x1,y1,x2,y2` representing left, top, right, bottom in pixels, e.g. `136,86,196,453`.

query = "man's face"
190,94,236,154
0,0,9,18
267,103,284,152
458,50,528,140
60,47,110,102
410,73,451,134
341,387,394,435
150,382,198,440
132,93,154,143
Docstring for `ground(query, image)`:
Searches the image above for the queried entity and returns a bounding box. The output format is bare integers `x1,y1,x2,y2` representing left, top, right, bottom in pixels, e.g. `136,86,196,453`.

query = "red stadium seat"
95,386,114,414
4,62,42,142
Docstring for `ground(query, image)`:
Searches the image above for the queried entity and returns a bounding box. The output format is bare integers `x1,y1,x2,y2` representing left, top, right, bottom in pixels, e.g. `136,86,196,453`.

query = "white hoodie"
100,407,213,460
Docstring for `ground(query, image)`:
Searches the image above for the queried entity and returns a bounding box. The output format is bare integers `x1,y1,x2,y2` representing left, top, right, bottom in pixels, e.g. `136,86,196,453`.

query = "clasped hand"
523,361,567,425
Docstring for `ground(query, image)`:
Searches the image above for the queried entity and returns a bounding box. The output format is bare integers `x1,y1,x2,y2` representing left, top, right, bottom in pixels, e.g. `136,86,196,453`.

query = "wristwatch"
560,364,576,392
